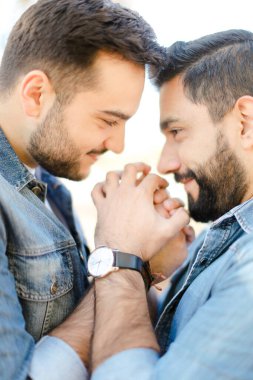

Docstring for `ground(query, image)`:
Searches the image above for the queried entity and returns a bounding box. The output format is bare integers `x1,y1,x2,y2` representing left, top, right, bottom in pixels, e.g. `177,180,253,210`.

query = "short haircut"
154,29,253,122
0,0,165,97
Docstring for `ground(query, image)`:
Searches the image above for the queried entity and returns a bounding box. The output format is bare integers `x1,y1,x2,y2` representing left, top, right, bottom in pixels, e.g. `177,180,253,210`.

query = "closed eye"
104,120,119,127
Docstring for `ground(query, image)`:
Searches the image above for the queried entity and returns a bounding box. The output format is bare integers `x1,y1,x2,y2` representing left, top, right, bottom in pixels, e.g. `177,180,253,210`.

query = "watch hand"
93,258,102,266
96,259,102,271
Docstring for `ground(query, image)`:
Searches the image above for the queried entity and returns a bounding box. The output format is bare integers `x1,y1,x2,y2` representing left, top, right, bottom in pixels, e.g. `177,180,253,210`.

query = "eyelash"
169,129,181,136
104,120,119,127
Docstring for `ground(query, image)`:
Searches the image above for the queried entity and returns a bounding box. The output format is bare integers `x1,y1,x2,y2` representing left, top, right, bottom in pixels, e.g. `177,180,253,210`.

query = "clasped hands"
92,162,193,279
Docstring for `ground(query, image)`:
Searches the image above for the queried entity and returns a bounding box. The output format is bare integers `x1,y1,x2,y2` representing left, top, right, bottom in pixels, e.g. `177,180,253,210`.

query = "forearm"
50,285,94,369
92,270,160,370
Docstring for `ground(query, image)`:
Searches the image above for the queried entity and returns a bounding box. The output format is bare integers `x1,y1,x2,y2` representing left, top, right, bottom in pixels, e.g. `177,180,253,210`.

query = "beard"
27,99,84,181
175,134,248,223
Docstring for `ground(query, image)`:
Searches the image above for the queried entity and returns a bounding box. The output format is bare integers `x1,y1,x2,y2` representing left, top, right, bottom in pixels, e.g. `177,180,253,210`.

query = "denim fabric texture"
92,199,253,380
30,336,88,380
0,128,89,379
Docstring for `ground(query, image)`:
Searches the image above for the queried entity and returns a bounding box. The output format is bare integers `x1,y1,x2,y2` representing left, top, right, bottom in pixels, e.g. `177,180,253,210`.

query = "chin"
57,168,89,181
71,172,90,181
75,168,91,181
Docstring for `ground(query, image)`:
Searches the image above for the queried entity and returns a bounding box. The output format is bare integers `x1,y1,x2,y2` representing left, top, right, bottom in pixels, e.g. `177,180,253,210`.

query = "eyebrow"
160,117,180,131
100,110,131,121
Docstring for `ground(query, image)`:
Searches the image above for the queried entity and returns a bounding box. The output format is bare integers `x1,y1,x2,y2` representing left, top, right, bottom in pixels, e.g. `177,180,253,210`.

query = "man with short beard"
88,29,253,379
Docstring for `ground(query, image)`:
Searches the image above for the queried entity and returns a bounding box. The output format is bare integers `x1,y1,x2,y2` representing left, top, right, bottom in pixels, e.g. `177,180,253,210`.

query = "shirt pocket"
8,246,74,301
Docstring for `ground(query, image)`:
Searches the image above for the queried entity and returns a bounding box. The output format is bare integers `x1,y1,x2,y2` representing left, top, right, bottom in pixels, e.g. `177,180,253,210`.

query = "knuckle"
91,187,97,199
124,163,136,172
149,173,162,186
92,182,103,192
92,183,99,192
106,171,116,180
159,188,168,197
145,173,157,182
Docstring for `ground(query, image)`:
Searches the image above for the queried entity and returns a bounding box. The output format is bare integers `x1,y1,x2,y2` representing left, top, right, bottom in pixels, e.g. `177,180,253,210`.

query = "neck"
0,98,37,167
241,190,253,204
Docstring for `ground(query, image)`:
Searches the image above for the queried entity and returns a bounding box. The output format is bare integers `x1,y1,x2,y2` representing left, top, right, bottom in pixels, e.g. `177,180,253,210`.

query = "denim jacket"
0,128,89,378
92,198,253,380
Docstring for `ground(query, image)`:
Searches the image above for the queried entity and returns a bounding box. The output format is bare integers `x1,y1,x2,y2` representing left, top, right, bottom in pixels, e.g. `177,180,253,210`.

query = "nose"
157,142,181,174
105,124,125,154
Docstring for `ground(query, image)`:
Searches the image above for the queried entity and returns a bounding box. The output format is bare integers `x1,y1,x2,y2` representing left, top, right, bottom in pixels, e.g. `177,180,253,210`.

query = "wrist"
94,237,142,258
88,247,154,290
93,270,160,369
95,269,145,293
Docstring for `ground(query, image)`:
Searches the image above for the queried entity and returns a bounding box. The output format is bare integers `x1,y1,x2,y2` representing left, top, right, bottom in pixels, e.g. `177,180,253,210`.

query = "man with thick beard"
87,29,253,379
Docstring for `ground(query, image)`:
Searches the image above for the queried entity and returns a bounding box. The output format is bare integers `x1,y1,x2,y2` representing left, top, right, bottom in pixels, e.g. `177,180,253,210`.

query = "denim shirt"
92,198,253,380
0,128,89,378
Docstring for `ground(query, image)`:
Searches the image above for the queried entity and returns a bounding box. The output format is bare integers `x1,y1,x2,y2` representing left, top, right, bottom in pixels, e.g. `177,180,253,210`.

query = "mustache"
174,169,197,183
87,148,108,155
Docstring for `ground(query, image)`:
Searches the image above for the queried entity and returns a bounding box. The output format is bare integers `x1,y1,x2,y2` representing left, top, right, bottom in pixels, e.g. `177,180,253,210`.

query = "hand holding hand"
92,163,190,262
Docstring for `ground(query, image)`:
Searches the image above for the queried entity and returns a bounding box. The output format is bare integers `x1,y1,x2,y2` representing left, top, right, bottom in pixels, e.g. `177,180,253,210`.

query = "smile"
87,153,99,162
180,178,193,185
181,178,195,192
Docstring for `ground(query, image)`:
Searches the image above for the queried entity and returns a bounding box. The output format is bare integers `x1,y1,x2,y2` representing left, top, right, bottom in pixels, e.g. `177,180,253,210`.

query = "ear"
20,70,55,118
235,96,253,149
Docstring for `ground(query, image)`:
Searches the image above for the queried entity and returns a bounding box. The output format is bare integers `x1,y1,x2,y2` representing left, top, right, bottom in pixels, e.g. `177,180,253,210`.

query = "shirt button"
31,186,42,196
50,281,58,295
200,257,208,265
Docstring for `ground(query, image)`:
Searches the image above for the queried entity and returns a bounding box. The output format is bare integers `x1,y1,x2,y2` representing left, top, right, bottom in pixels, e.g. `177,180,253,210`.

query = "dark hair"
154,29,253,122
0,0,164,96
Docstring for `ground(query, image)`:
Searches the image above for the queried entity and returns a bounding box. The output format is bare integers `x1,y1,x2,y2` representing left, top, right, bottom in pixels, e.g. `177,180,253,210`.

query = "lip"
181,178,194,192
87,153,99,162
180,178,192,184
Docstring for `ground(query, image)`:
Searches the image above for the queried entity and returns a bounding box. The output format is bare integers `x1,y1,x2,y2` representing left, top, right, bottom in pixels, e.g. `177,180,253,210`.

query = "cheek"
177,144,194,167
178,140,211,168
69,126,106,149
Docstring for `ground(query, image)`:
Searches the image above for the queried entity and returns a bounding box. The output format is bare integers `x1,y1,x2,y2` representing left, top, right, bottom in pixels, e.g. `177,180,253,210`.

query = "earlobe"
236,96,253,149
20,70,54,118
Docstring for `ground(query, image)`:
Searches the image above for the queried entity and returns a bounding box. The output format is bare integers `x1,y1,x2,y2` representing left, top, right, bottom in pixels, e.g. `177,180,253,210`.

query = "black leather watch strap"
141,261,154,291
113,250,154,291
114,250,143,271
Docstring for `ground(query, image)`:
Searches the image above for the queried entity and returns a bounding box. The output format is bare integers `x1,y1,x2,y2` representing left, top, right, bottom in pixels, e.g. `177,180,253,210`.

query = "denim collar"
0,127,34,191
211,197,253,234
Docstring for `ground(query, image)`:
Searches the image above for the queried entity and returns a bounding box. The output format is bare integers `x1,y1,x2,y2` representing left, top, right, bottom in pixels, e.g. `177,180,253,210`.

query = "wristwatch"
87,246,154,290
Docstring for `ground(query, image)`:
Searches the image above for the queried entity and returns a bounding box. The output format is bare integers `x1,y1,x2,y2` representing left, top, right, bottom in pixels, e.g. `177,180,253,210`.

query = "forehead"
159,75,214,129
89,51,145,110
64,52,145,121
160,76,195,116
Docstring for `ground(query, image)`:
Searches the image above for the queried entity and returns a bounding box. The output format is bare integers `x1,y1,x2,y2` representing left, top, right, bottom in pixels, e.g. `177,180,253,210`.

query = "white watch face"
88,247,114,277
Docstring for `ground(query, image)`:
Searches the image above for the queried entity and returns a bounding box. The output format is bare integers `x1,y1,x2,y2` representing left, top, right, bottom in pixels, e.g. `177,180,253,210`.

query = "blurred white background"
1,0,253,247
